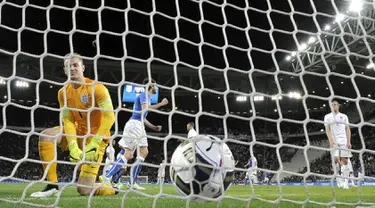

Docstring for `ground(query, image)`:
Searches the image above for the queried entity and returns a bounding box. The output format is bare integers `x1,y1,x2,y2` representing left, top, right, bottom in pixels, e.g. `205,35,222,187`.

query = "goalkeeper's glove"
68,141,83,162
83,136,103,162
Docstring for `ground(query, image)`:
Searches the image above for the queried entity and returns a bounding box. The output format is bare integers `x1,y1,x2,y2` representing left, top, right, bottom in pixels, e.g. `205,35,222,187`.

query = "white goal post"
0,0,375,208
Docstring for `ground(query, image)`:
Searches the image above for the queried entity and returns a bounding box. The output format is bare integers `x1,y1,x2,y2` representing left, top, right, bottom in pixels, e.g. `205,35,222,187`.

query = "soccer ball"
169,135,235,202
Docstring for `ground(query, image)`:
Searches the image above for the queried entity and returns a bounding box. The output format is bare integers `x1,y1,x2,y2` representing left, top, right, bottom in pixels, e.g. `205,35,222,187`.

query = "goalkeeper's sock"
105,152,127,179
39,141,58,183
94,183,116,196
132,156,145,184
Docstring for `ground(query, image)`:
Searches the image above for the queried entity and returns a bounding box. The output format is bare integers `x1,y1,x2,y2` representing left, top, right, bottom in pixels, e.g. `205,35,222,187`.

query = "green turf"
0,183,374,208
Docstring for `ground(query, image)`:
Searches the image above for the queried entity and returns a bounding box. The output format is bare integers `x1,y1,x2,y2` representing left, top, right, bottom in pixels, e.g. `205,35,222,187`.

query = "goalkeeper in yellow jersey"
31,53,118,197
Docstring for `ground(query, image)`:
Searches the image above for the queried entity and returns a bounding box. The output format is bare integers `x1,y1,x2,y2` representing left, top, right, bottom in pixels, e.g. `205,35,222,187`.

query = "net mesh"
0,0,375,207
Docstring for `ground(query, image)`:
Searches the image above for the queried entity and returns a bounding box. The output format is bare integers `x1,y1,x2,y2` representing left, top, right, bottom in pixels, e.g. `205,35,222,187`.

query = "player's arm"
83,84,115,161
244,162,249,167
138,93,163,131
58,89,77,146
141,96,168,110
144,118,161,132
58,89,82,161
345,115,351,148
94,84,115,140
324,115,334,146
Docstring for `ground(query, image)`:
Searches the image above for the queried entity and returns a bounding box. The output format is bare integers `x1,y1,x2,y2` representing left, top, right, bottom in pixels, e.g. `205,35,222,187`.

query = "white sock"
342,165,349,186
336,163,342,186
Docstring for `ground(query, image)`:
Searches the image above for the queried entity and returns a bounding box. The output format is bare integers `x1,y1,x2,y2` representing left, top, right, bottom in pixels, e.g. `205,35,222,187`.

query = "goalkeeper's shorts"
53,126,109,177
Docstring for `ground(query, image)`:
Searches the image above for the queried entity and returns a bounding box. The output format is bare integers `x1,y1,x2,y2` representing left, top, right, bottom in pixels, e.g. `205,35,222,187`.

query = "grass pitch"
0,183,374,208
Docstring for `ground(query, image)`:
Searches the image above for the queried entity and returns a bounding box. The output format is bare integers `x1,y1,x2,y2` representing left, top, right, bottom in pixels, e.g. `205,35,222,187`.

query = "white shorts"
246,169,257,177
118,120,148,149
158,174,165,178
332,142,350,157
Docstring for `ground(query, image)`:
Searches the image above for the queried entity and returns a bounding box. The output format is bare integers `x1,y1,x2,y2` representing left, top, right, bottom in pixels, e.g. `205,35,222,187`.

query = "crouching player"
31,53,117,197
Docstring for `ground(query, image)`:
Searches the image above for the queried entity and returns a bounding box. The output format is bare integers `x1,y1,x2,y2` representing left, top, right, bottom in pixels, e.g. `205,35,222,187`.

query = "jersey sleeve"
323,115,329,126
139,93,147,105
58,88,77,142
94,84,115,137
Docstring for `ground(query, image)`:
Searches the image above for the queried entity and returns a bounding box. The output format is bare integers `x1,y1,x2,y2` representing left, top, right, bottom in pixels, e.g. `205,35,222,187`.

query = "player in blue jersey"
102,79,168,190
244,157,258,185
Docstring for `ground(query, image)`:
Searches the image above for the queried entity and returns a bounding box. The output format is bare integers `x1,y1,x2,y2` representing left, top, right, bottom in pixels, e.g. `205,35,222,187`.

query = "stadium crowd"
1,111,374,184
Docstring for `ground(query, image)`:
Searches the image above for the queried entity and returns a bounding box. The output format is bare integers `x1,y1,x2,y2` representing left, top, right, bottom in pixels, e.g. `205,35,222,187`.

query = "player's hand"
69,141,83,162
347,142,352,149
154,125,162,132
83,136,102,162
329,141,335,148
160,98,169,106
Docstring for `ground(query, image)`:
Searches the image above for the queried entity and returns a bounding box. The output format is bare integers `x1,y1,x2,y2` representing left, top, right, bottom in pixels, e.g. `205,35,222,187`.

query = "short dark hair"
188,122,194,128
331,100,340,106
142,78,156,90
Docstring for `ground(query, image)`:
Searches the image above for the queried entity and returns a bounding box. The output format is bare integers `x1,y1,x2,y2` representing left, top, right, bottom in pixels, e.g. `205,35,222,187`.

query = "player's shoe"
130,183,145,190
30,184,59,198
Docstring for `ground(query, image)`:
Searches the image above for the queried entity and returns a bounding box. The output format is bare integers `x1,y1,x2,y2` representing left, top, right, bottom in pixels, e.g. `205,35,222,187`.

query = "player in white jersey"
244,157,258,185
103,140,116,176
187,122,197,139
156,160,166,185
324,100,352,189
103,79,169,190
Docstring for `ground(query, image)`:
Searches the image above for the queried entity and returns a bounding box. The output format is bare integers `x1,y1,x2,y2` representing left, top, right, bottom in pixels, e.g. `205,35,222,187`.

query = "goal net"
120,176,148,184
0,0,375,207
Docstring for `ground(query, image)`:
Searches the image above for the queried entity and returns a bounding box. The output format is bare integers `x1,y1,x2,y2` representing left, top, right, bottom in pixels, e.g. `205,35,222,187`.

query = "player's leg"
156,175,160,185
337,143,350,189
30,127,64,197
104,120,139,181
340,157,349,189
252,170,258,184
347,158,356,187
112,168,127,184
130,145,148,190
333,148,343,188
244,171,249,185
104,145,134,182
78,141,117,196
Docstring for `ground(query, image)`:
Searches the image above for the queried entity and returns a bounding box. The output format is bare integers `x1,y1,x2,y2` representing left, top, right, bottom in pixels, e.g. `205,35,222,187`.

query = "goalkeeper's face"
64,58,85,81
